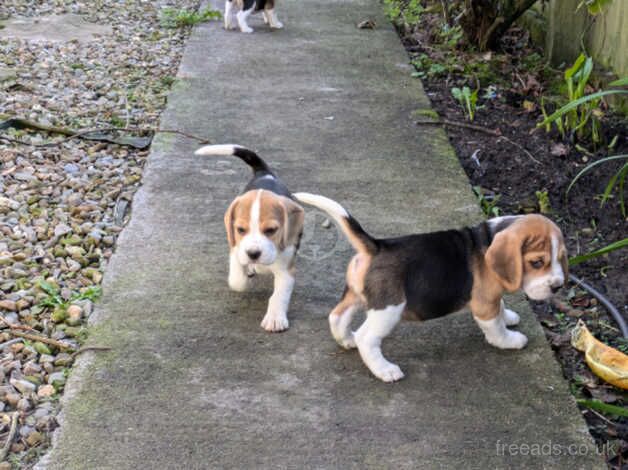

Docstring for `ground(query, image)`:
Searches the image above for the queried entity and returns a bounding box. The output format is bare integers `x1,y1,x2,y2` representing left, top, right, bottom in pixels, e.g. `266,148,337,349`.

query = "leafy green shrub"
160,7,221,28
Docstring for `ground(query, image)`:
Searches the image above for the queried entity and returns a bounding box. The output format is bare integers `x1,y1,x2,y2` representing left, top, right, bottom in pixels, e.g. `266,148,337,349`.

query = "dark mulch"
394,11,627,468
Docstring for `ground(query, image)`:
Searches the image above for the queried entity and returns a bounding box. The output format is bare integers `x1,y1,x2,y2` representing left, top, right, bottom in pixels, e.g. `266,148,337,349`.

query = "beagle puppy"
196,145,304,332
224,0,283,33
294,193,568,382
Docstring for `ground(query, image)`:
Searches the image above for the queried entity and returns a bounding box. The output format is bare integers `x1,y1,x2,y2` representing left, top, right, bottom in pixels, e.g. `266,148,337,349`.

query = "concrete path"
41,0,603,468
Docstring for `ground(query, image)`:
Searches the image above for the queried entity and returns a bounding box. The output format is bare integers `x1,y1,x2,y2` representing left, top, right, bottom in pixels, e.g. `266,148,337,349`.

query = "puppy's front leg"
473,302,527,349
224,0,236,29
263,8,283,29
236,4,255,33
260,268,294,332
228,251,249,292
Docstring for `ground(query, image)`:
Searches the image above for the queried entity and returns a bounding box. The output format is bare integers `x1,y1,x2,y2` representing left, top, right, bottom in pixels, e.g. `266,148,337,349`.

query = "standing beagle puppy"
294,193,568,382
224,0,283,33
196,145,304,332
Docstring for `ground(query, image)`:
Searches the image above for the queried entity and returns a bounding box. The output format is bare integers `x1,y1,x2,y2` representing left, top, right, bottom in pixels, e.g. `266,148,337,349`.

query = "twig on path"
415,119,541,164
70,346,112,360
7,331,73,350
0,412,19,462
0,316,37,332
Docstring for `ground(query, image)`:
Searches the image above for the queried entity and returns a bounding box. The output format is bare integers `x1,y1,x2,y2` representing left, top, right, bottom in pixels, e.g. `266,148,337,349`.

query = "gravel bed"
0,1,206,466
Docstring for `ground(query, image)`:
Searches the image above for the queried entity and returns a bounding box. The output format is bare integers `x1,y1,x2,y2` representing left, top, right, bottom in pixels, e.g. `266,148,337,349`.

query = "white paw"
228,276,248,292
262,13,269,24
270,21,283,29
224,19,236,30
488,330,528,349
503,308,520,326
338,335,356,349
261,312,289,332
240,26,254,33
372,362,405,382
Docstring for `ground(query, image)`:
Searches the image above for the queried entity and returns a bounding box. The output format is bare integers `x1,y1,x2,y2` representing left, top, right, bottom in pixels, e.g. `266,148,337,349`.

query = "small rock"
10,377,36,394
5,393,20,406
47,372,66,387
17,397,32,411
54,353,73,367
26,430,43,446
37,384,55,398
66,304,82,321
0,299,17,311
321,218,332,229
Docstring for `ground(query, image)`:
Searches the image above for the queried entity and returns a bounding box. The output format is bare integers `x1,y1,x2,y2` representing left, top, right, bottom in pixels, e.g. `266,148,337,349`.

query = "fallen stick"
0,412,18,462
7,331,72,350
0,118,212,149
416,119,541,164
70,346,112,360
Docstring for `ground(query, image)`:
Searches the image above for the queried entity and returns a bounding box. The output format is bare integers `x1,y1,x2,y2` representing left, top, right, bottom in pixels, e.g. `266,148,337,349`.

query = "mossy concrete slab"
39,0,603,468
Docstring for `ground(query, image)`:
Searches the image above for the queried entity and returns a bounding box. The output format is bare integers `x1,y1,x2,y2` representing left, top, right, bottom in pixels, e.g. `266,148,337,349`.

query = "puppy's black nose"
247,249,261,261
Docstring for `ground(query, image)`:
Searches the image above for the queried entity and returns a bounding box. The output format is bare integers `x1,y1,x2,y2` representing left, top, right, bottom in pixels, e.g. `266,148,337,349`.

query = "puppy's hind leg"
228,251,249,292
354,303,405,382
236,0,256,33
329,287,362,349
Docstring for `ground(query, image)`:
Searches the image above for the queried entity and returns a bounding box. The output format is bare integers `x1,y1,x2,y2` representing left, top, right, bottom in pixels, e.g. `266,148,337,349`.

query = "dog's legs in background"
329,287,361,349
236,0,256,33
228,251,249,292
261,267,294,332
354,303,405,382
500,299,521,326
224,0,236,29
473,308,527,349
262,9,269,24
263,6,283,29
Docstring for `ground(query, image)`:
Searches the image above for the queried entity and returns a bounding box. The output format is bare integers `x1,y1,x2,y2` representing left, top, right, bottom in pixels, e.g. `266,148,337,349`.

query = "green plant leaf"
565,54,585,81
569,238,628,266
577,399,628,417
538,90,627,127
600,162,628,207
566,154,628,196
609,77,628,87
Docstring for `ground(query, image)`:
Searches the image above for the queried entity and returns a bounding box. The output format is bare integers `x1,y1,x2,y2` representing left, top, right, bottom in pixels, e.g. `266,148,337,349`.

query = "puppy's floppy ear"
485,227,524,292
224,197,240,249
279,196,304,249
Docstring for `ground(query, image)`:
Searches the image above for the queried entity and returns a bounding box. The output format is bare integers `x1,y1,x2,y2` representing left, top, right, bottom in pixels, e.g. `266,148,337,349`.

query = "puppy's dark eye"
264,227,278,236
530,259,544,269
236,227,246,235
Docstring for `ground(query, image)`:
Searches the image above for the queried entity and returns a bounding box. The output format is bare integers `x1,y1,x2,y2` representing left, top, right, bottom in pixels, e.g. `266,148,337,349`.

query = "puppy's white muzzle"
237,234,277,266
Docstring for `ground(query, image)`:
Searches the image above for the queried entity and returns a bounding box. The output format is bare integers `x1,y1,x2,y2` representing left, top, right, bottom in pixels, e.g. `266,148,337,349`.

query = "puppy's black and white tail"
194,144,272,175
293,193,378,255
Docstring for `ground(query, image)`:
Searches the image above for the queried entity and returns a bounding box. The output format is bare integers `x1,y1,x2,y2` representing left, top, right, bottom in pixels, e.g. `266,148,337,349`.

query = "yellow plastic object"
571,320,628,390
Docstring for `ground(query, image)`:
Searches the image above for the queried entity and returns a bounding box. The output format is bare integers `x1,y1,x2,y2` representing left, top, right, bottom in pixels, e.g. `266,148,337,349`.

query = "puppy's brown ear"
485,228,524,292
224,198,240,249
280,197,304,249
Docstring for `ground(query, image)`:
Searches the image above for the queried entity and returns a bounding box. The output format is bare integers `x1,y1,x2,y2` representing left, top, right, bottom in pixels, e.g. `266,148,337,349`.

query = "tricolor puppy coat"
294,193,568,382
196,145,304,332
224,0,283,33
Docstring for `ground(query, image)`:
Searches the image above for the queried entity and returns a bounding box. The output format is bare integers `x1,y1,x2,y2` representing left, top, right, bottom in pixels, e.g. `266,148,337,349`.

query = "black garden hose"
569,273,628,339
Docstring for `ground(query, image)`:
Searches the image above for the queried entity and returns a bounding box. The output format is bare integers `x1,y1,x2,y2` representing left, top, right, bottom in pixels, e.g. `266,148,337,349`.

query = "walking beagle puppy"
196,145,303,332
224,0,283,33
294,193,568,382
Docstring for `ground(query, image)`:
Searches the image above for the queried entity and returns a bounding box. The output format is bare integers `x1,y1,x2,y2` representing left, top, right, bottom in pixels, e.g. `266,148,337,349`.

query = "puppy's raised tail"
293,192,378,255
194,144,272,175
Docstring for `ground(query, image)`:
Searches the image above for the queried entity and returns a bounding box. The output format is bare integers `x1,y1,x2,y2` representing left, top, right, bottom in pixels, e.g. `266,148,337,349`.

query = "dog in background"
196,145,303,332
295,192,568,382
224,0,283,33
